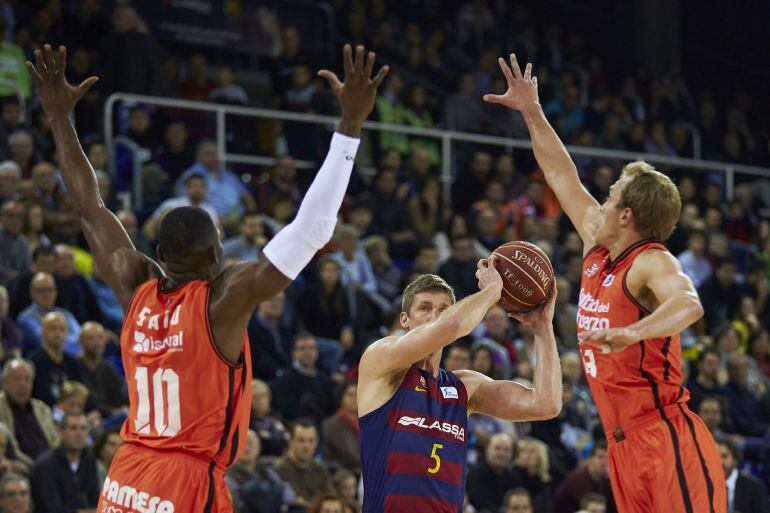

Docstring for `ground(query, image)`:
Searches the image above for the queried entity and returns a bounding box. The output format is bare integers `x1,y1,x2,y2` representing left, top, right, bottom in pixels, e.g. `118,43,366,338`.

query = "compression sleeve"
262,132,360,279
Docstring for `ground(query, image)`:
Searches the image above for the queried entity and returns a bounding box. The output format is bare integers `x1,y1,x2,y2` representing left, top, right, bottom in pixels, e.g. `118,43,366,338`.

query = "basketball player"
27,43,387,513
485,54,725,512
358,269,562,513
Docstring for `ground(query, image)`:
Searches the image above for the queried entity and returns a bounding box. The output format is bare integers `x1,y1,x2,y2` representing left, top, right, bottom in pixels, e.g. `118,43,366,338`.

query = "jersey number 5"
134,367,181,437
427,443,443,474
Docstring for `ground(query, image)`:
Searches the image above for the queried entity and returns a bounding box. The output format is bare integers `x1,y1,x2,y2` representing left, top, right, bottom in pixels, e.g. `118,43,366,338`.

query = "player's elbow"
688,295,705,323
438,314,465,340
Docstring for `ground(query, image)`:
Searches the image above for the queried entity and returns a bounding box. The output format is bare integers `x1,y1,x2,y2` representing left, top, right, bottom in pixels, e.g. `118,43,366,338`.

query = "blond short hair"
59,381,89,402
401,274,455,313
618,161,681,240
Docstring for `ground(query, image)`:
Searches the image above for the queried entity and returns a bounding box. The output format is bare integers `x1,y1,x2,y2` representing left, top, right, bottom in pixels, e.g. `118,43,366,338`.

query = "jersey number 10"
134,367,181,437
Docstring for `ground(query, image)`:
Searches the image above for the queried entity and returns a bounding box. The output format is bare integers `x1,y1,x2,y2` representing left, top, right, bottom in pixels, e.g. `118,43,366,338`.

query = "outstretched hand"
483,53,539,112
509,281,557,331
318,44,389,132
26,44,98,121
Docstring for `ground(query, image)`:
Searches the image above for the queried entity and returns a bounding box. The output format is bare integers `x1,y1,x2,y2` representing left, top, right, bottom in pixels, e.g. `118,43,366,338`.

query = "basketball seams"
493,250,547,296
494,241,554,313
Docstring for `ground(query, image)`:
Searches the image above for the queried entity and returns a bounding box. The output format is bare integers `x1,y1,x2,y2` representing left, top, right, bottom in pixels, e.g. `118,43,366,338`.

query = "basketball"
492,241,554,313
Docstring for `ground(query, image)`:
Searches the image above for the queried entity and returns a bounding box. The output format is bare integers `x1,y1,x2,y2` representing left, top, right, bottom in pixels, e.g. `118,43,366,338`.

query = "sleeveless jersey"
360,365,468,513
119,279,251,470
577,239,690,437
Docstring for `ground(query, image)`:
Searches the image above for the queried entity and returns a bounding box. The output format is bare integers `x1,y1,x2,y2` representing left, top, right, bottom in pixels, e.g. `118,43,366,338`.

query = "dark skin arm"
27,45,162,309
208,44,388,362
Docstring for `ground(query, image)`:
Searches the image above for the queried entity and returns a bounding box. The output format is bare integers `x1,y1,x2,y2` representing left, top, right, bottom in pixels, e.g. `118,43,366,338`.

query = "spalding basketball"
492,241,554,313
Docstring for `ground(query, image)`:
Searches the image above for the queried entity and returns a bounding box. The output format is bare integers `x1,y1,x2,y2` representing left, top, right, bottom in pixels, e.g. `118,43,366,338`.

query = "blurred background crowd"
0,0,768,512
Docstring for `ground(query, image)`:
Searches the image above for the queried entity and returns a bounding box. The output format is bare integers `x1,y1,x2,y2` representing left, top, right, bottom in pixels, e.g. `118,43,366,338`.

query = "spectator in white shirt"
677,230,712,288
142,173,220,241
718,438,769,513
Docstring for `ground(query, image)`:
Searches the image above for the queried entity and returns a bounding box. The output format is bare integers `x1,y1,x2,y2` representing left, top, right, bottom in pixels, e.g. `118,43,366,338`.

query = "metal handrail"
104,93,770,208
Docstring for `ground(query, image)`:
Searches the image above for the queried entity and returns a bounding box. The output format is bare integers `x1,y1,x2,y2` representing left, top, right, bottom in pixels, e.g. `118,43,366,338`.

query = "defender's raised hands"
318,44,389,136
26,44,98,120
483,53,539,112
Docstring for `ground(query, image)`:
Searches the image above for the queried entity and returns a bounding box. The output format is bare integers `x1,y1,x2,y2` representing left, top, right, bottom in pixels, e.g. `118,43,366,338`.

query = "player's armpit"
458,370,560,421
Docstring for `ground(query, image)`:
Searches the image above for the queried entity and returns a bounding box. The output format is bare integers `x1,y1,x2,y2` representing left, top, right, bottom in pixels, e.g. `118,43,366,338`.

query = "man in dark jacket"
552,442,615,513
718,438,770,513
438,236,478,300
30,412,100,513
467,433,520,513
248,292,294,381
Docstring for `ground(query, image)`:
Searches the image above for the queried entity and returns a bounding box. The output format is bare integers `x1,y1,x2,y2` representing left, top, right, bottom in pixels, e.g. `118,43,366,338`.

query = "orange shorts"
607,404,726,513
97,443,232,513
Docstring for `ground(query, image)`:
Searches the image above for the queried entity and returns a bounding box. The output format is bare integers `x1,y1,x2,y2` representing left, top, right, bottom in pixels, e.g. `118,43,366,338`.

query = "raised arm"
457,284,562,421
359,257,503,378
208,45,388,362
578,249,704,351
27,45,159,307
484,54,600,247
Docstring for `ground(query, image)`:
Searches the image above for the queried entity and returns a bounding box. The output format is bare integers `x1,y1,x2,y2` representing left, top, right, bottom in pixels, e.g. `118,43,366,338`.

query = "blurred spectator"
51,380,91,426
226,429,295,513
717,438,769,513
0,359,58,466
467,432,518,512
283,63,325,160
369,168,416,260
513,438,552,513
686,348,725,413
29,312,85,407
0,160,19,206
445,73,482,132
444,343,471,372
322,381,360,473
125,105,155,152
412,243,439,275
275,419,333,504
503,488,533,513
724,354,768,437
552,442,613,513
154,122,195,183
364,236,401,303
93,428,122,485
331,224,388,312
678,230,712,288
331,468,358,510
697,397,730,440
248,293,293,381
698,257,744,333
143,173,220,241
553,277,578,347
473,207,503,254
0,472,31,513
404,85,440,164
21,203,49,253
210,65,248,105
0,285,21,357
580,493,608,513
181,53,215,101
53,244,101,325
453,151,492,214
0,19,29,99
257,155,301,211
271,333,336,423
175,140,256,224
87,265,123,333
408,177,447,240
17,272,80,356
439,236,478,300
77,321,124,417
308,493,347,513
748,329,770,378
116,209,153,257
374,74,408,155
544,85,584,138
249,379,290,457
7,131,36,179
100,4,161,95
30,412,99,513
0,201,28,285
7,244,55,319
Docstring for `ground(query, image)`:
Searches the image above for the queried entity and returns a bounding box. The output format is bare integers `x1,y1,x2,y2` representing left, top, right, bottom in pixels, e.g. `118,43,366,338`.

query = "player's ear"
620,207,633,228
206,245,220,265
399,311,409,329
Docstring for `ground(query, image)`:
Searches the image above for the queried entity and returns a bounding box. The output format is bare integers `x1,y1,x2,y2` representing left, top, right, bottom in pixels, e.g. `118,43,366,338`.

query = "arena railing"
104,93,769,210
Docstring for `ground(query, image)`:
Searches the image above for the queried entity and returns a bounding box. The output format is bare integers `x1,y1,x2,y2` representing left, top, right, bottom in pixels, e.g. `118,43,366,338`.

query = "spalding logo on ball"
492,240,554,313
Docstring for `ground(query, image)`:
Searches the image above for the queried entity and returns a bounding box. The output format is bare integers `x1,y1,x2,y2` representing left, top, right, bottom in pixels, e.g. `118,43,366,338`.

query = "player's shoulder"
632,245,680,270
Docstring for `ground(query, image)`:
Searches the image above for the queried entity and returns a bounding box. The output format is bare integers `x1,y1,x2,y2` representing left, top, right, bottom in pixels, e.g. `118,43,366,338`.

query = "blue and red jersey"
360,365,468,513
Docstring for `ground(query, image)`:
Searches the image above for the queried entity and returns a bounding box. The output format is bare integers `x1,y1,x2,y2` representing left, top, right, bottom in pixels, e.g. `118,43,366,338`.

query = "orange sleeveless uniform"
578,239,725,513
98,279,251,513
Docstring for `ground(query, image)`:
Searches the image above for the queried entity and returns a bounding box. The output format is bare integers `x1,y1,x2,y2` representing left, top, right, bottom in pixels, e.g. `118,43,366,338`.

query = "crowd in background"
0,1,768,512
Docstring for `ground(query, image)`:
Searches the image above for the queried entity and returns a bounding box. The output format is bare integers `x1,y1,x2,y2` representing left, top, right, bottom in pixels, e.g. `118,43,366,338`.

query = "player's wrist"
336,115,364,138
521,102,543,120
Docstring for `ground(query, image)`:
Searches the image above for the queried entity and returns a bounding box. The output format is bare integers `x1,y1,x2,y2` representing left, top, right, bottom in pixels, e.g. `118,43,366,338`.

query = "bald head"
41,312,68,352
80,321,106,359
54,244,75,277
30,272,56,309
561,352,582,384
486,432,515,471
32,162,57,194
3,359,34,405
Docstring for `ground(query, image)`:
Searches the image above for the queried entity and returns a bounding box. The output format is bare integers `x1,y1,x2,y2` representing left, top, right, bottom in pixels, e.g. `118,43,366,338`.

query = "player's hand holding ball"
475,254,504,298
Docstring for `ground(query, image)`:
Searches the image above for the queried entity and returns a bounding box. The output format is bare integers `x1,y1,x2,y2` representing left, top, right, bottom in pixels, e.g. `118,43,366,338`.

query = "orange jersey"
577,239,689,433
119,279,251,469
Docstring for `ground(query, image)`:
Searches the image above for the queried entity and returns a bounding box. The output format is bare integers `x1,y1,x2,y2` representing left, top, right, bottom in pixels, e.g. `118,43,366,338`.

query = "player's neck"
606,232,644,261
416,354,441,377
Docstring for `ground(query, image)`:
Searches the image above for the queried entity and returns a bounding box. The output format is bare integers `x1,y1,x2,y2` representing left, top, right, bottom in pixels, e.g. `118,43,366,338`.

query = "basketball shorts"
97,443,232,513
607,403,726,513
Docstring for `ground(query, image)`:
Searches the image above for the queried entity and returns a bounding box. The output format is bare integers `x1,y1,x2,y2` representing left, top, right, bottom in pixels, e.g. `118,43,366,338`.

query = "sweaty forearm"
631,294,703,341
50,116,101,213
522,105,580,182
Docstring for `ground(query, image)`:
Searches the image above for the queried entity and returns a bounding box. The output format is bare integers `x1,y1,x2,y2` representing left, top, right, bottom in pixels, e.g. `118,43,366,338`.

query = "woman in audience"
21,202,49,253
514,438,553,513
93,428,123,484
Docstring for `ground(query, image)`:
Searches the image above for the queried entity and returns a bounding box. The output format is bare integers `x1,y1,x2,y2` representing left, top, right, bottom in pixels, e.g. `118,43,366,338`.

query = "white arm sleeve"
262,132,360,279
